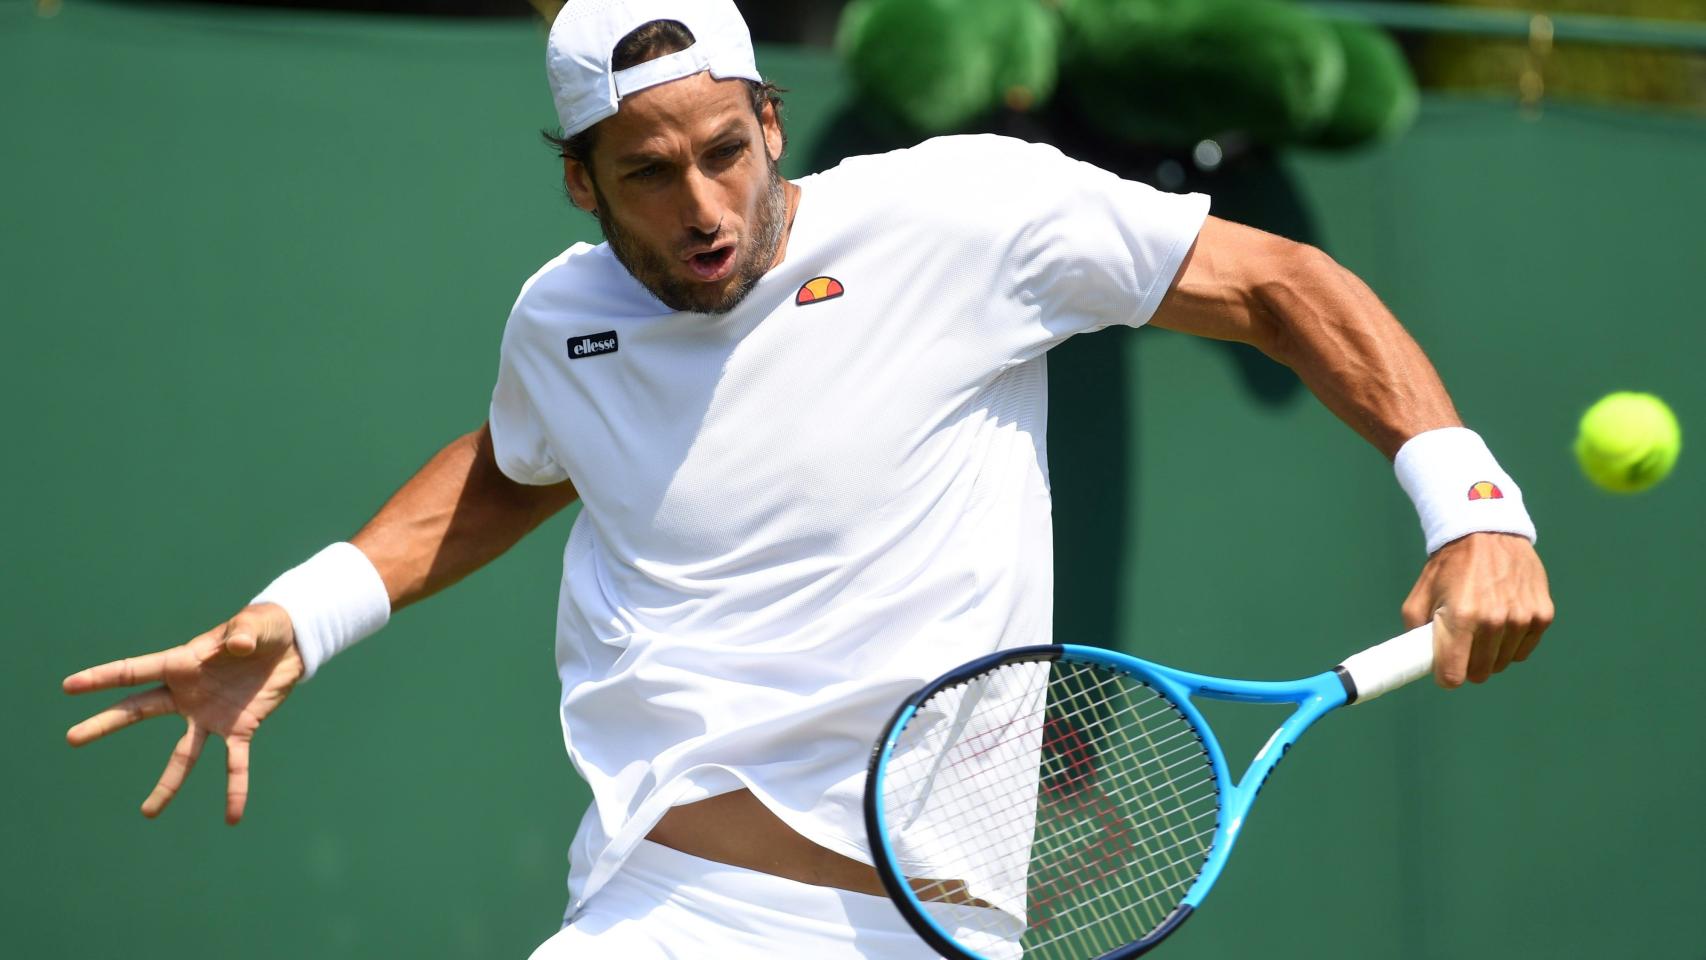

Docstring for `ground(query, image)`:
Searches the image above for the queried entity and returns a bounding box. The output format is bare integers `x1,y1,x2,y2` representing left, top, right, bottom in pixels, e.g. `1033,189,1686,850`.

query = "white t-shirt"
488,134,1210,913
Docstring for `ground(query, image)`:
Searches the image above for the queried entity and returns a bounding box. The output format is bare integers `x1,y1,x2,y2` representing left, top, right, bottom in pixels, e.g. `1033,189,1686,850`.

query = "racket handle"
1337,622,1435,704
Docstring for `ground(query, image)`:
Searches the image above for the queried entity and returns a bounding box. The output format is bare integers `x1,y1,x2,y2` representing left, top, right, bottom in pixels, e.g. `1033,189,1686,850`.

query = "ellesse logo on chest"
567,331,618,359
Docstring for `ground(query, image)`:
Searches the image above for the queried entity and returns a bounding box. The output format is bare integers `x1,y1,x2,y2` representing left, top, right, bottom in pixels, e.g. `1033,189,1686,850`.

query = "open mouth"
685,245,737,282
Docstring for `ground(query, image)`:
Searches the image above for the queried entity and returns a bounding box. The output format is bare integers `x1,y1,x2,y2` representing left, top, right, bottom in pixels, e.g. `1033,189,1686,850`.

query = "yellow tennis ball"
1574,392,1681,493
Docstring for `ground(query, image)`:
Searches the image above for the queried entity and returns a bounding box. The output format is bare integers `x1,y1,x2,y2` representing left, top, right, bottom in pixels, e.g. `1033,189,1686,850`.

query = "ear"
562,157,598,214
759,100,784,166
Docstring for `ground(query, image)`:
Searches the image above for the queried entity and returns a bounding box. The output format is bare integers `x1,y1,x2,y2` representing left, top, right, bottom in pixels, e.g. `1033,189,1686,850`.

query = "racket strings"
1012,741,1216,870
1025,796,1218,884
877,658,1220,960
1024,857,1205,954
902,674,1201,811
905,708,1213,873
1031,667,1214,951
944,752,1215,883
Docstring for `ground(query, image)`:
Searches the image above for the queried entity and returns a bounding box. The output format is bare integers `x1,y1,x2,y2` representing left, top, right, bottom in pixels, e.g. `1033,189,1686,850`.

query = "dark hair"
541,19,787,168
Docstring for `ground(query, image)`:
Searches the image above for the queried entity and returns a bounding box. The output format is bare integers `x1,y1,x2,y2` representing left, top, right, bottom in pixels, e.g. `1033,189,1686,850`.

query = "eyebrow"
613,116,750,170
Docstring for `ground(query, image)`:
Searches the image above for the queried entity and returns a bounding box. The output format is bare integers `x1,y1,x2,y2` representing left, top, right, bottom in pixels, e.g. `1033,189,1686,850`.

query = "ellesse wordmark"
568,331,619,359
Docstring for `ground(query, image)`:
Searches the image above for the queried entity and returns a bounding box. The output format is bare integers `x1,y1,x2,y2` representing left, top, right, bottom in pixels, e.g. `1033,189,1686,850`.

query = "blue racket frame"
865,643,1355,960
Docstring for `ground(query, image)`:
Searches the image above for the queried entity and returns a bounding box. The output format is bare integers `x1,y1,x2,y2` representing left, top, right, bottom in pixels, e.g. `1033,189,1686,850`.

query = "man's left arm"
1150,215,1554,687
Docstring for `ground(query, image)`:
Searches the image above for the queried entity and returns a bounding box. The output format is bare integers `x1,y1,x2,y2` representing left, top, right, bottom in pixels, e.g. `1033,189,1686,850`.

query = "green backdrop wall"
5,2,1701,957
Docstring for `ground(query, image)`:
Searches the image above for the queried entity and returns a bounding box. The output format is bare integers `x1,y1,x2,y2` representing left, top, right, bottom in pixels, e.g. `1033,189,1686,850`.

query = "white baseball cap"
547,0,764,137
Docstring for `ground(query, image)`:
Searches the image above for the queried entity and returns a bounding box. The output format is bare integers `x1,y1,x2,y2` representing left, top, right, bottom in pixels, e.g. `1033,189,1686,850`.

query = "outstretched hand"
64,604,303,824
1403,533,1554,688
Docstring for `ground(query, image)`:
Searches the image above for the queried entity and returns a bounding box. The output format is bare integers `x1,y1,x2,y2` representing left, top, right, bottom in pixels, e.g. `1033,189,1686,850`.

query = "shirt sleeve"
999,139,1211,359
488,295,571,487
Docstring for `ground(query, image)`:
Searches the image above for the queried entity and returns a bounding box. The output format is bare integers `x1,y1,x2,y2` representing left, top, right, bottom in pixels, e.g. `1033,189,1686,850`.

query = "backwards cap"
547,0,763,137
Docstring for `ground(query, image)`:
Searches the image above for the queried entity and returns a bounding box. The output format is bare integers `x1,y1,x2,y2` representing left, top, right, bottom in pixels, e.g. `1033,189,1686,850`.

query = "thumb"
1430,606,1470,689
223,604,295,658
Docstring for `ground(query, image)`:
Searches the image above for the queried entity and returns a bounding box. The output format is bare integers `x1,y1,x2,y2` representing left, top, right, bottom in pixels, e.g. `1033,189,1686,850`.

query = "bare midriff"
646,788,888,895
644,788,989,907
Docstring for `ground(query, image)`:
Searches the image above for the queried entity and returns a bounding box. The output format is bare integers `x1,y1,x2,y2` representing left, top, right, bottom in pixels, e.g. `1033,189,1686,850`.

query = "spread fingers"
66,687,177,747
141,724,208,818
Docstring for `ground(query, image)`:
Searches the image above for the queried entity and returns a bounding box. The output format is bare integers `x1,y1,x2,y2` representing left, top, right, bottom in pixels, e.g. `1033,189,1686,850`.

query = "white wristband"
1395,427,1537,555
252,542,391,680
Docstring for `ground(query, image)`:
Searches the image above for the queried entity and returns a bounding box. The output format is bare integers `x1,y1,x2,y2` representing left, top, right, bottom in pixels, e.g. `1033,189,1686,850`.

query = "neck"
767,179,803,272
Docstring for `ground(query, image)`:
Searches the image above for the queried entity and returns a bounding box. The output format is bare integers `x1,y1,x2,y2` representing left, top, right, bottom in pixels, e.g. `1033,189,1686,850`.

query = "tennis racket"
863,622,1435,960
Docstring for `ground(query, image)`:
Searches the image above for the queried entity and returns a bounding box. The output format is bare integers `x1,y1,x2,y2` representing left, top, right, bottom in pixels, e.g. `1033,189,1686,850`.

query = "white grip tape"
1339,622,1435,704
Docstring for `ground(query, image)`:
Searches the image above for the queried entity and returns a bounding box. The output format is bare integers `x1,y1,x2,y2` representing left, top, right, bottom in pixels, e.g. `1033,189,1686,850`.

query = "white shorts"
528,840,1021,959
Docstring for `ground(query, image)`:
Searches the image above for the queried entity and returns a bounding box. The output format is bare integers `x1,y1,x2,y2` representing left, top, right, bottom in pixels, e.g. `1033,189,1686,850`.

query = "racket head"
864,645,1234,960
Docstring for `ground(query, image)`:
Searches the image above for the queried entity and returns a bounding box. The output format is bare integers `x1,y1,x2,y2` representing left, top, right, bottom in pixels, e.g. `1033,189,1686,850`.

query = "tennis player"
63,1,1554,956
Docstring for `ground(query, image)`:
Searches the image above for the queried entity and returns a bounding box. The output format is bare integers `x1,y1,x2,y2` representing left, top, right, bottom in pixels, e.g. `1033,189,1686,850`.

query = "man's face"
564,72,788,315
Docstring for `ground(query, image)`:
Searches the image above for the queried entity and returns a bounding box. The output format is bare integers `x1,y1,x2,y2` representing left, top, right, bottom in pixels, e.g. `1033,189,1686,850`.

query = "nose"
679,167,724,237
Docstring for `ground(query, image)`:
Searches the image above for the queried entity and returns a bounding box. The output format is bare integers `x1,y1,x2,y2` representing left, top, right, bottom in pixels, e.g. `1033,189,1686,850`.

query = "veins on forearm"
1256,250,1459,458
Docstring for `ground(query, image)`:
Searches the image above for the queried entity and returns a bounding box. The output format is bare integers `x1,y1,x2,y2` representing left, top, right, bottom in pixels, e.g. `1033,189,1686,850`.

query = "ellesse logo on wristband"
568,331,618,359
1467,481,1504,500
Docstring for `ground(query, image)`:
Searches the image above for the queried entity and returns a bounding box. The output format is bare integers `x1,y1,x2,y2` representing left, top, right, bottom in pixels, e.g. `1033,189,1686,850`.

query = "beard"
594,165,788,316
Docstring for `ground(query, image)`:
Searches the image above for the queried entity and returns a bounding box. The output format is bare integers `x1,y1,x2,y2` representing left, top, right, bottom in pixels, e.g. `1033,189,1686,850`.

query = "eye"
626,163,661,181
712,140,745,162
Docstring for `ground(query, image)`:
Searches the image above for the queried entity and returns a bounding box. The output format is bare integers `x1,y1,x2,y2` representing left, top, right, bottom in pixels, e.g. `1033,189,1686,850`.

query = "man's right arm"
353,421,579,613
62,422,578,824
